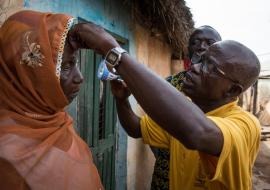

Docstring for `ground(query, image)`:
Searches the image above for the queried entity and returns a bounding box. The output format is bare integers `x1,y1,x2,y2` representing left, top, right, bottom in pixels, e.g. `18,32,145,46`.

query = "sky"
185,0,270,71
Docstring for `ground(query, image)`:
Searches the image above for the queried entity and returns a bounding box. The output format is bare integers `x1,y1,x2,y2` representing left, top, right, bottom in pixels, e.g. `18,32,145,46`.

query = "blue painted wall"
24,1,133,189
24,0,131,40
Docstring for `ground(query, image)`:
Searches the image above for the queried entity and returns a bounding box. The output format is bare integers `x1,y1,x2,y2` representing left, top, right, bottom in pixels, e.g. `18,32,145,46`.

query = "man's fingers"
111,79,127,89
68,22,120,55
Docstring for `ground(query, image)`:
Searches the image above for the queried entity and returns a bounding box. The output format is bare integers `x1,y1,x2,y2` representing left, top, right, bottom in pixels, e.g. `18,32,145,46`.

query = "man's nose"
190,62,201,74
199,41,208,50
73,67,84,84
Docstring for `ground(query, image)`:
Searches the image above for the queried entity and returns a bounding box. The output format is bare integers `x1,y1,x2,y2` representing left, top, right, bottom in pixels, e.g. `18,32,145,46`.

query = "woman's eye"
61,62,73,70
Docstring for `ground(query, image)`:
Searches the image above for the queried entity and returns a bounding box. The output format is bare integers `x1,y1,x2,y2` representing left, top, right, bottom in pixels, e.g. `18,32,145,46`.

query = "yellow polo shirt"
140,101,260,190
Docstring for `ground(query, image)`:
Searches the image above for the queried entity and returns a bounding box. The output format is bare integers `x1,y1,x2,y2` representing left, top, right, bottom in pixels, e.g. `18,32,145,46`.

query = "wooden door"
77,50,117,190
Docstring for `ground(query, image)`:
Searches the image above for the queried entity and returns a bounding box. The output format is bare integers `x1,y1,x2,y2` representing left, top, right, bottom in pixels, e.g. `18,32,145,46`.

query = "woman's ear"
225,83,243,98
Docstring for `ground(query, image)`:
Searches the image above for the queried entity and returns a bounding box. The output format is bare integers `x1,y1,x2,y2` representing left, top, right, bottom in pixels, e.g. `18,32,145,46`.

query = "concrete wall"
134,24,172,77
127,23,173,190
0,0,24,26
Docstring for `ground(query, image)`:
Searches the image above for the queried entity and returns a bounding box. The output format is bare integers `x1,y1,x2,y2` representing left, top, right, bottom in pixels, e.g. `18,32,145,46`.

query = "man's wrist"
104,46,127,69
102,43,121,56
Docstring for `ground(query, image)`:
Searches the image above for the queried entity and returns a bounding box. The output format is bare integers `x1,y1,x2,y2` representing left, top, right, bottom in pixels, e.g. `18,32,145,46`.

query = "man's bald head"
208,40,260,92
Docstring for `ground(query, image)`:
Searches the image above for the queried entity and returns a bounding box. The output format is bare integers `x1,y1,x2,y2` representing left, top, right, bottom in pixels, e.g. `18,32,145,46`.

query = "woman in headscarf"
0,10,103,190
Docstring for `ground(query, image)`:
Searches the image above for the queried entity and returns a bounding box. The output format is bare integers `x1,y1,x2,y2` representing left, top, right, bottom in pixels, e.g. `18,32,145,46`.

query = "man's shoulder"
209,103,261,138
165,71,186,82
216,106,261,145
165,71,187,90
225,106,260,128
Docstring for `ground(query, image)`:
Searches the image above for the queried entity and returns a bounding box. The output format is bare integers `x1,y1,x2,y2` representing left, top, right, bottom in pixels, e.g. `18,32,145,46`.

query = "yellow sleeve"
140,115,171,149
204,113,260,190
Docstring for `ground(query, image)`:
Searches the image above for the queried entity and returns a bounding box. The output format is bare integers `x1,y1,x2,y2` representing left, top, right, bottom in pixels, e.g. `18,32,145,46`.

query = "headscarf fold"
0,10,103,190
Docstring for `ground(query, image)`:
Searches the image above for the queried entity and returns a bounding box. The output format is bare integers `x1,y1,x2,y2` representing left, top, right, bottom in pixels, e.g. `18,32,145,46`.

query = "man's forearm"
116,98,142,138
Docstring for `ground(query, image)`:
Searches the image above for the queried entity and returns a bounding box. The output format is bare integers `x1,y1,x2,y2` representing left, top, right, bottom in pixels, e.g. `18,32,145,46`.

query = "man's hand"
111,80,142,138
68,22,120,55
110,80,131,101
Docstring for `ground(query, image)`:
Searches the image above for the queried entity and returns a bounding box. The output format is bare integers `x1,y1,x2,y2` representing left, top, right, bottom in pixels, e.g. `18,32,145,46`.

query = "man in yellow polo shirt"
69,24,261,190
108,41,260,190
140,102,260,189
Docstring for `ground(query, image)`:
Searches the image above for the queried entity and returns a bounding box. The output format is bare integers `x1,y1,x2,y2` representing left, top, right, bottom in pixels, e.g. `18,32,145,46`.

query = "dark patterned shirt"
150,71,186,190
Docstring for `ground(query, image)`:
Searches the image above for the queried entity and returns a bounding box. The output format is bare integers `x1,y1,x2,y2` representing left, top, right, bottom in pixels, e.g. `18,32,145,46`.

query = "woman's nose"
73,67,84,84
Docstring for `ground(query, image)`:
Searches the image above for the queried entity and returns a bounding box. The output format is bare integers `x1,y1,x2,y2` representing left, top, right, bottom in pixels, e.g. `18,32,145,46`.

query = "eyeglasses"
199,55,240,84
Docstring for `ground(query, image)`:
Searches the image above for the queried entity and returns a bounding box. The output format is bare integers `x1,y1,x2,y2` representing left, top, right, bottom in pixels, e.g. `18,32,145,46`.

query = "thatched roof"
130,0,194,57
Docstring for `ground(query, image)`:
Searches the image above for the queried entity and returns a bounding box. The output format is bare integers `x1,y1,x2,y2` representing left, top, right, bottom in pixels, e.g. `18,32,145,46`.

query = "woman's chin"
68,94,78,103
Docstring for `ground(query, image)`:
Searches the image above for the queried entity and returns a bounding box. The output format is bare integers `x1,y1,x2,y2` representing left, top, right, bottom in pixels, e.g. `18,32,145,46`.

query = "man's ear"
225,83,243,98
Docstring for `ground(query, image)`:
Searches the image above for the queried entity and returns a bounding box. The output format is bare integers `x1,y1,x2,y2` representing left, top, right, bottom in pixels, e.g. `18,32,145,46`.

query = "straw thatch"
130,0,194,56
